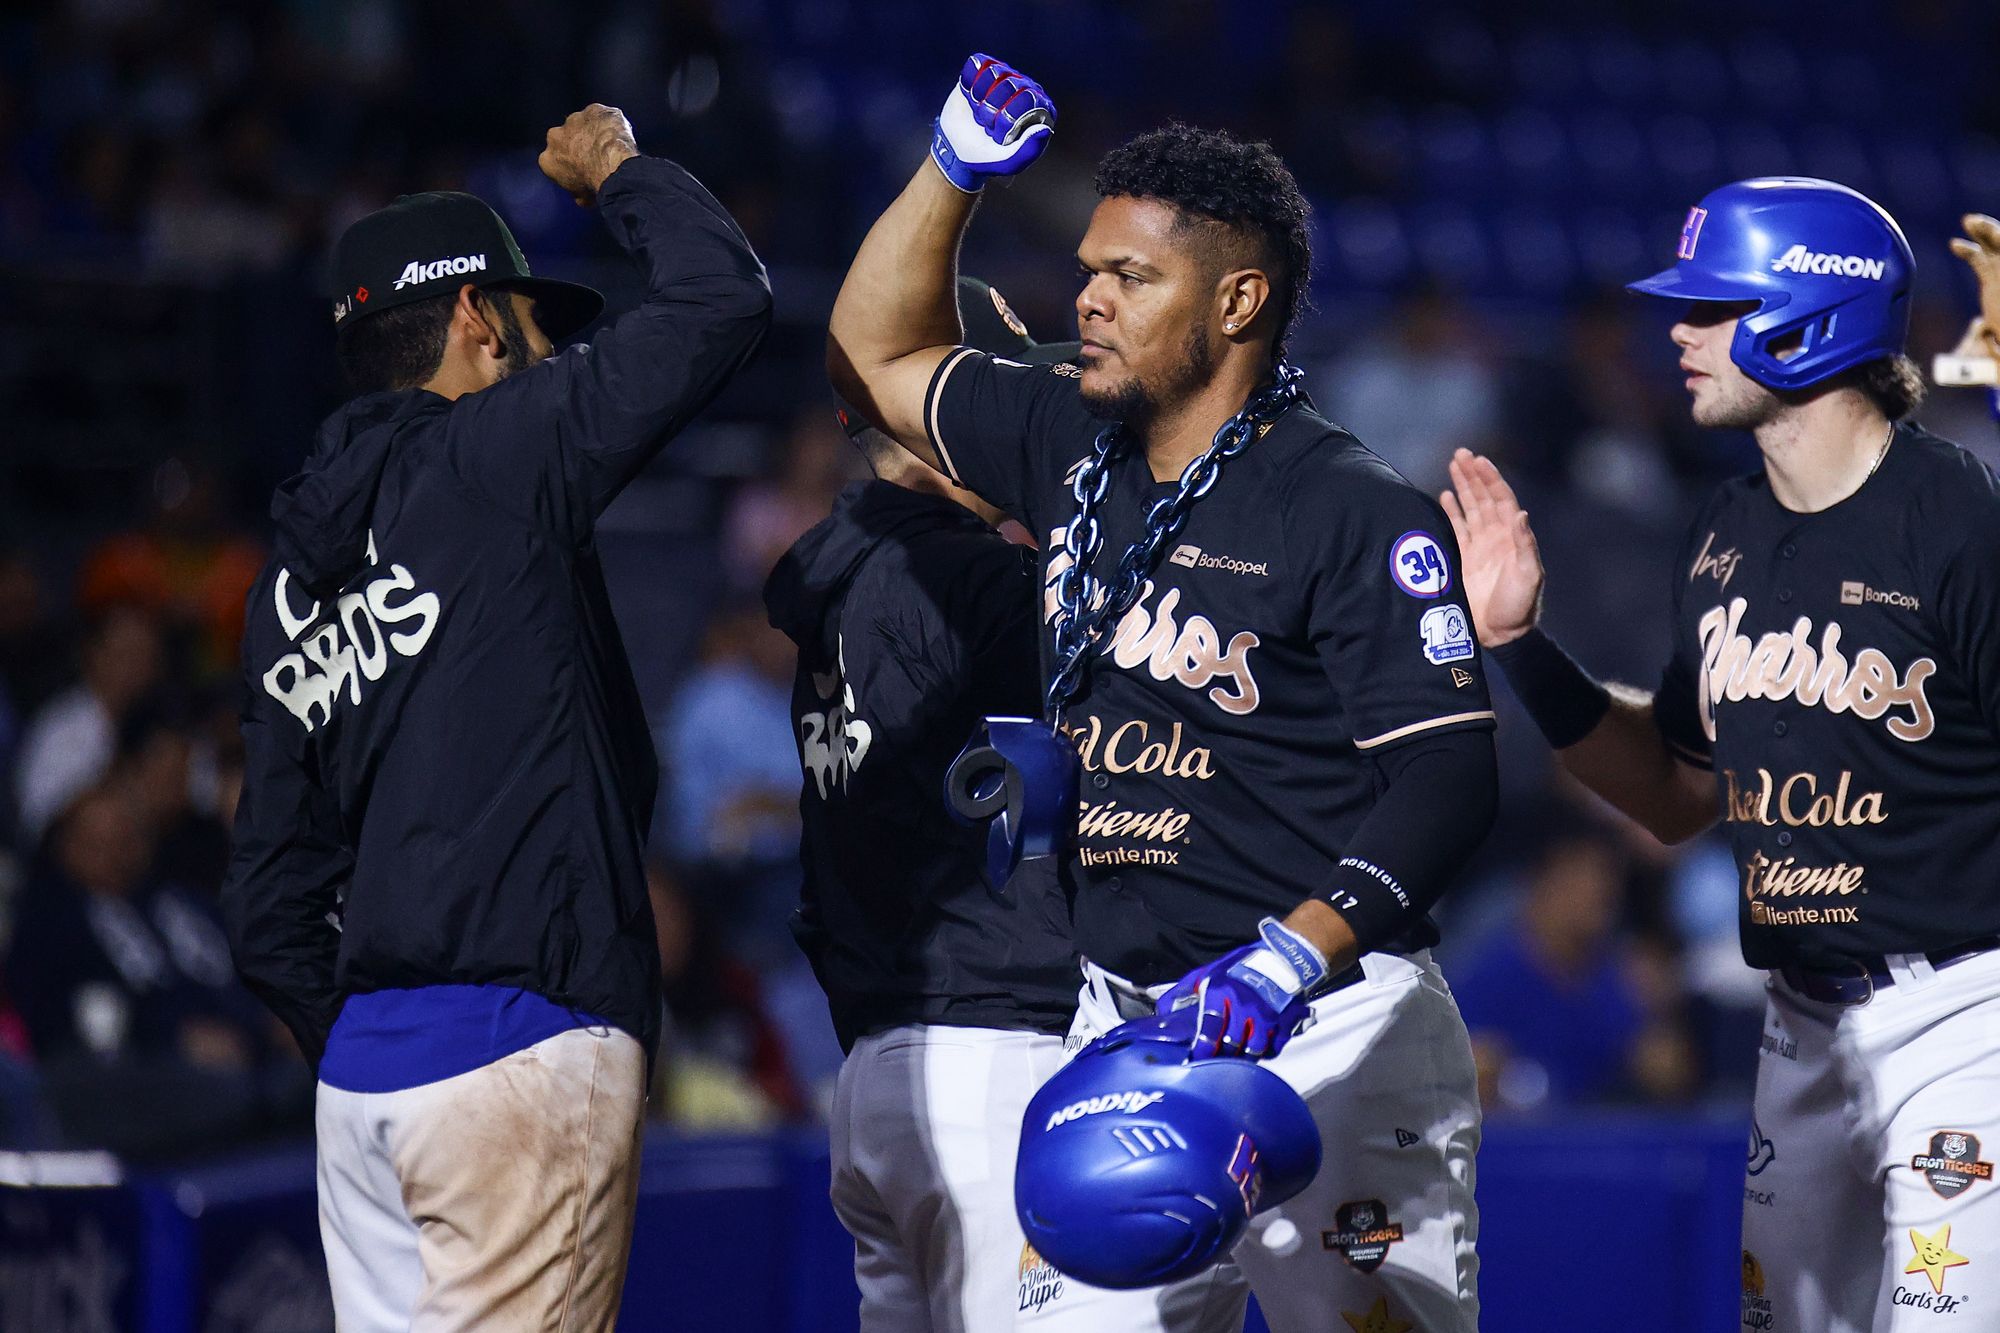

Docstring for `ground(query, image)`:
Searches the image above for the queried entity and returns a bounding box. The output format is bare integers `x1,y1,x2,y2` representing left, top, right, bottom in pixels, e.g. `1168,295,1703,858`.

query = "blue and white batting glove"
1155,917,1328,1061
929,53,1056,193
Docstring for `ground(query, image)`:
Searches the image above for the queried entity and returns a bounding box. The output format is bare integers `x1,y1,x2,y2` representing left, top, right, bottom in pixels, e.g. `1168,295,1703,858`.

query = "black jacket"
764,481,1077,1051
222,157,771,1068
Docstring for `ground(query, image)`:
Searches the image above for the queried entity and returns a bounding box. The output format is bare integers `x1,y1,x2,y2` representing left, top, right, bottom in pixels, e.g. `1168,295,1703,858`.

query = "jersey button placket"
1773,720,1788,737
1091,773,1110,791
1776,831,1793,848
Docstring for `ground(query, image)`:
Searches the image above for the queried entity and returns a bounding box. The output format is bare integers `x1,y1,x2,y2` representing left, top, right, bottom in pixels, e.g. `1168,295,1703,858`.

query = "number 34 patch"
1389,531,1452,598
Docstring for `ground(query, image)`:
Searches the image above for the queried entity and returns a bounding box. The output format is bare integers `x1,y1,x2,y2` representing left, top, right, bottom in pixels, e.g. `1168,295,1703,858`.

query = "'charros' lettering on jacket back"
261,534,441,732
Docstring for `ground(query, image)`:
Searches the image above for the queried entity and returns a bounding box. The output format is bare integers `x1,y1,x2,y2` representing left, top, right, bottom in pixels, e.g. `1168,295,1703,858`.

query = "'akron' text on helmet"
1044,1090,1166,1131
1769,245,1887,280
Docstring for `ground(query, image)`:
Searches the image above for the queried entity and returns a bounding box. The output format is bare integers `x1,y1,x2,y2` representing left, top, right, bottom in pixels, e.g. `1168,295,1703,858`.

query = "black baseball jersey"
763,480,1078,1051
1654,424,2000,968
924,350,1496,984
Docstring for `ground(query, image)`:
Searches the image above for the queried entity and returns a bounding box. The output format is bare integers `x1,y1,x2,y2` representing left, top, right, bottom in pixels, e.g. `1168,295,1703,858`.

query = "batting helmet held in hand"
1627,177,1913,391
1014,1015,1321,1290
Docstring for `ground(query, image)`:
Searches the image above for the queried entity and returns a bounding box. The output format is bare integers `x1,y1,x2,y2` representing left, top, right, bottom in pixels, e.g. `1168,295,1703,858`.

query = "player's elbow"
1640,801,1718,848
826,327,869,406
704,266,774,337
1620,776,1718,846
1459,737,1500,849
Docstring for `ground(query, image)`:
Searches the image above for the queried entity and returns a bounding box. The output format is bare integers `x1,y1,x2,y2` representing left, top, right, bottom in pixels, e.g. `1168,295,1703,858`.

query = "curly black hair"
1094,124,1314,358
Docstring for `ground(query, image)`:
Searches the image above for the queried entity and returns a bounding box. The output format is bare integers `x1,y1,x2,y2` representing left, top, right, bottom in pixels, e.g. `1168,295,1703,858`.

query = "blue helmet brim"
1626,265,1787,310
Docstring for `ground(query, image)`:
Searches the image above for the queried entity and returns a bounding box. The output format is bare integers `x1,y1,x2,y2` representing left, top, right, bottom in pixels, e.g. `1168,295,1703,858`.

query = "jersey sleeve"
1934,494,2000,739
1288,450,1496,750
1653,518,1716,769
922,349,1098,533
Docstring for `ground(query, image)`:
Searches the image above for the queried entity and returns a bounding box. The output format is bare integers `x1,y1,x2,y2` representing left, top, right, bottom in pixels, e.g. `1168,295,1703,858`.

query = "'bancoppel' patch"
1389,531,1451,598
1419,605,1475,664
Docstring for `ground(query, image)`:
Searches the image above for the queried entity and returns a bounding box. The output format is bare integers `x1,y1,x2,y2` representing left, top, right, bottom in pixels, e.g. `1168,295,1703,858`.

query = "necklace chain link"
1046,362,1305,720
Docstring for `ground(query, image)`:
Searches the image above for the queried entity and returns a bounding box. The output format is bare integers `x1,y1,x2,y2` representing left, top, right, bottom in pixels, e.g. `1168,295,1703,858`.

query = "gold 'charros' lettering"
1697,599,1935,742
1045,534,1262,715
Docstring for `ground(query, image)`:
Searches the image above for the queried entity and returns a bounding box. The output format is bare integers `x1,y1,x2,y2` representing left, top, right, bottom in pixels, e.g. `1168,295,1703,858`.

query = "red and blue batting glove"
1155,917,1328,1061
930,54,1056,193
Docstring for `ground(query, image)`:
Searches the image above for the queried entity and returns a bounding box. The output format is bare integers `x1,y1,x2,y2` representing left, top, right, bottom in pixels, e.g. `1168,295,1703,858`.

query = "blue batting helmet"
1627,177,1913,391
1014,1016,1321,1290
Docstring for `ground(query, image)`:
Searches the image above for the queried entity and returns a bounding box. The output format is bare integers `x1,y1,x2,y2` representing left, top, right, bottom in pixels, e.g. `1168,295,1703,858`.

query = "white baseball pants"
315,1025,647,1333
829,1024,1072,1332
1743,948,2000,1331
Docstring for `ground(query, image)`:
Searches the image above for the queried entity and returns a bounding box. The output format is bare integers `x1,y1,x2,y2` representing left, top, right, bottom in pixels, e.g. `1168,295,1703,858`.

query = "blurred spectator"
648,862,806,1130
77,457,263,678
4,784,300,1159
1454,825,1698,1114
1321,287,1500,495
0,549,68,718
655,598,799,878
12,603,163,845
722,407,858,590
113,703,236,898
1663,833,1768,1101
0,555,66,846
0,975,58,1149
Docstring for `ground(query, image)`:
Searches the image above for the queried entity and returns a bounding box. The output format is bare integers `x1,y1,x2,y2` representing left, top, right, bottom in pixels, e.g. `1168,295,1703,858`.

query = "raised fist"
539,104,640,207
930,55,1055,194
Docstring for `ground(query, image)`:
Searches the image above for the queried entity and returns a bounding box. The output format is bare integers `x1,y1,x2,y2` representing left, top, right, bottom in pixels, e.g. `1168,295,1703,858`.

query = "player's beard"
1691,370,1782,432
485,293,538,382
1079,321,1218,425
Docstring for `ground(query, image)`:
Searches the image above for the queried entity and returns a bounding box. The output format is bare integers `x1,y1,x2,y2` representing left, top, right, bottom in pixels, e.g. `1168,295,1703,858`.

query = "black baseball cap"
330,191,603,344
957,277,1081,364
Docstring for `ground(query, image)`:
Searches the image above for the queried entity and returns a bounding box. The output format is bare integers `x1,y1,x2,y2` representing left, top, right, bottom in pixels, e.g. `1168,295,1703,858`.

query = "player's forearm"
826,164,976,436
1555,687,1717,843
1490,628,1717,843
1291,728,1499,966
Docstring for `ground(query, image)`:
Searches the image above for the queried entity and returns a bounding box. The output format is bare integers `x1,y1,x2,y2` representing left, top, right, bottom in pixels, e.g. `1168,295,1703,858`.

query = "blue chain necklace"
1046,361,1305,724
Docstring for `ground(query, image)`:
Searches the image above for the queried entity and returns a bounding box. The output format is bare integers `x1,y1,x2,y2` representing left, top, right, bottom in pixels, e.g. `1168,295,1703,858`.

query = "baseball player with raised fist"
1446,177,2000,1332
223,105,769,1330
830,54,1498,1333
